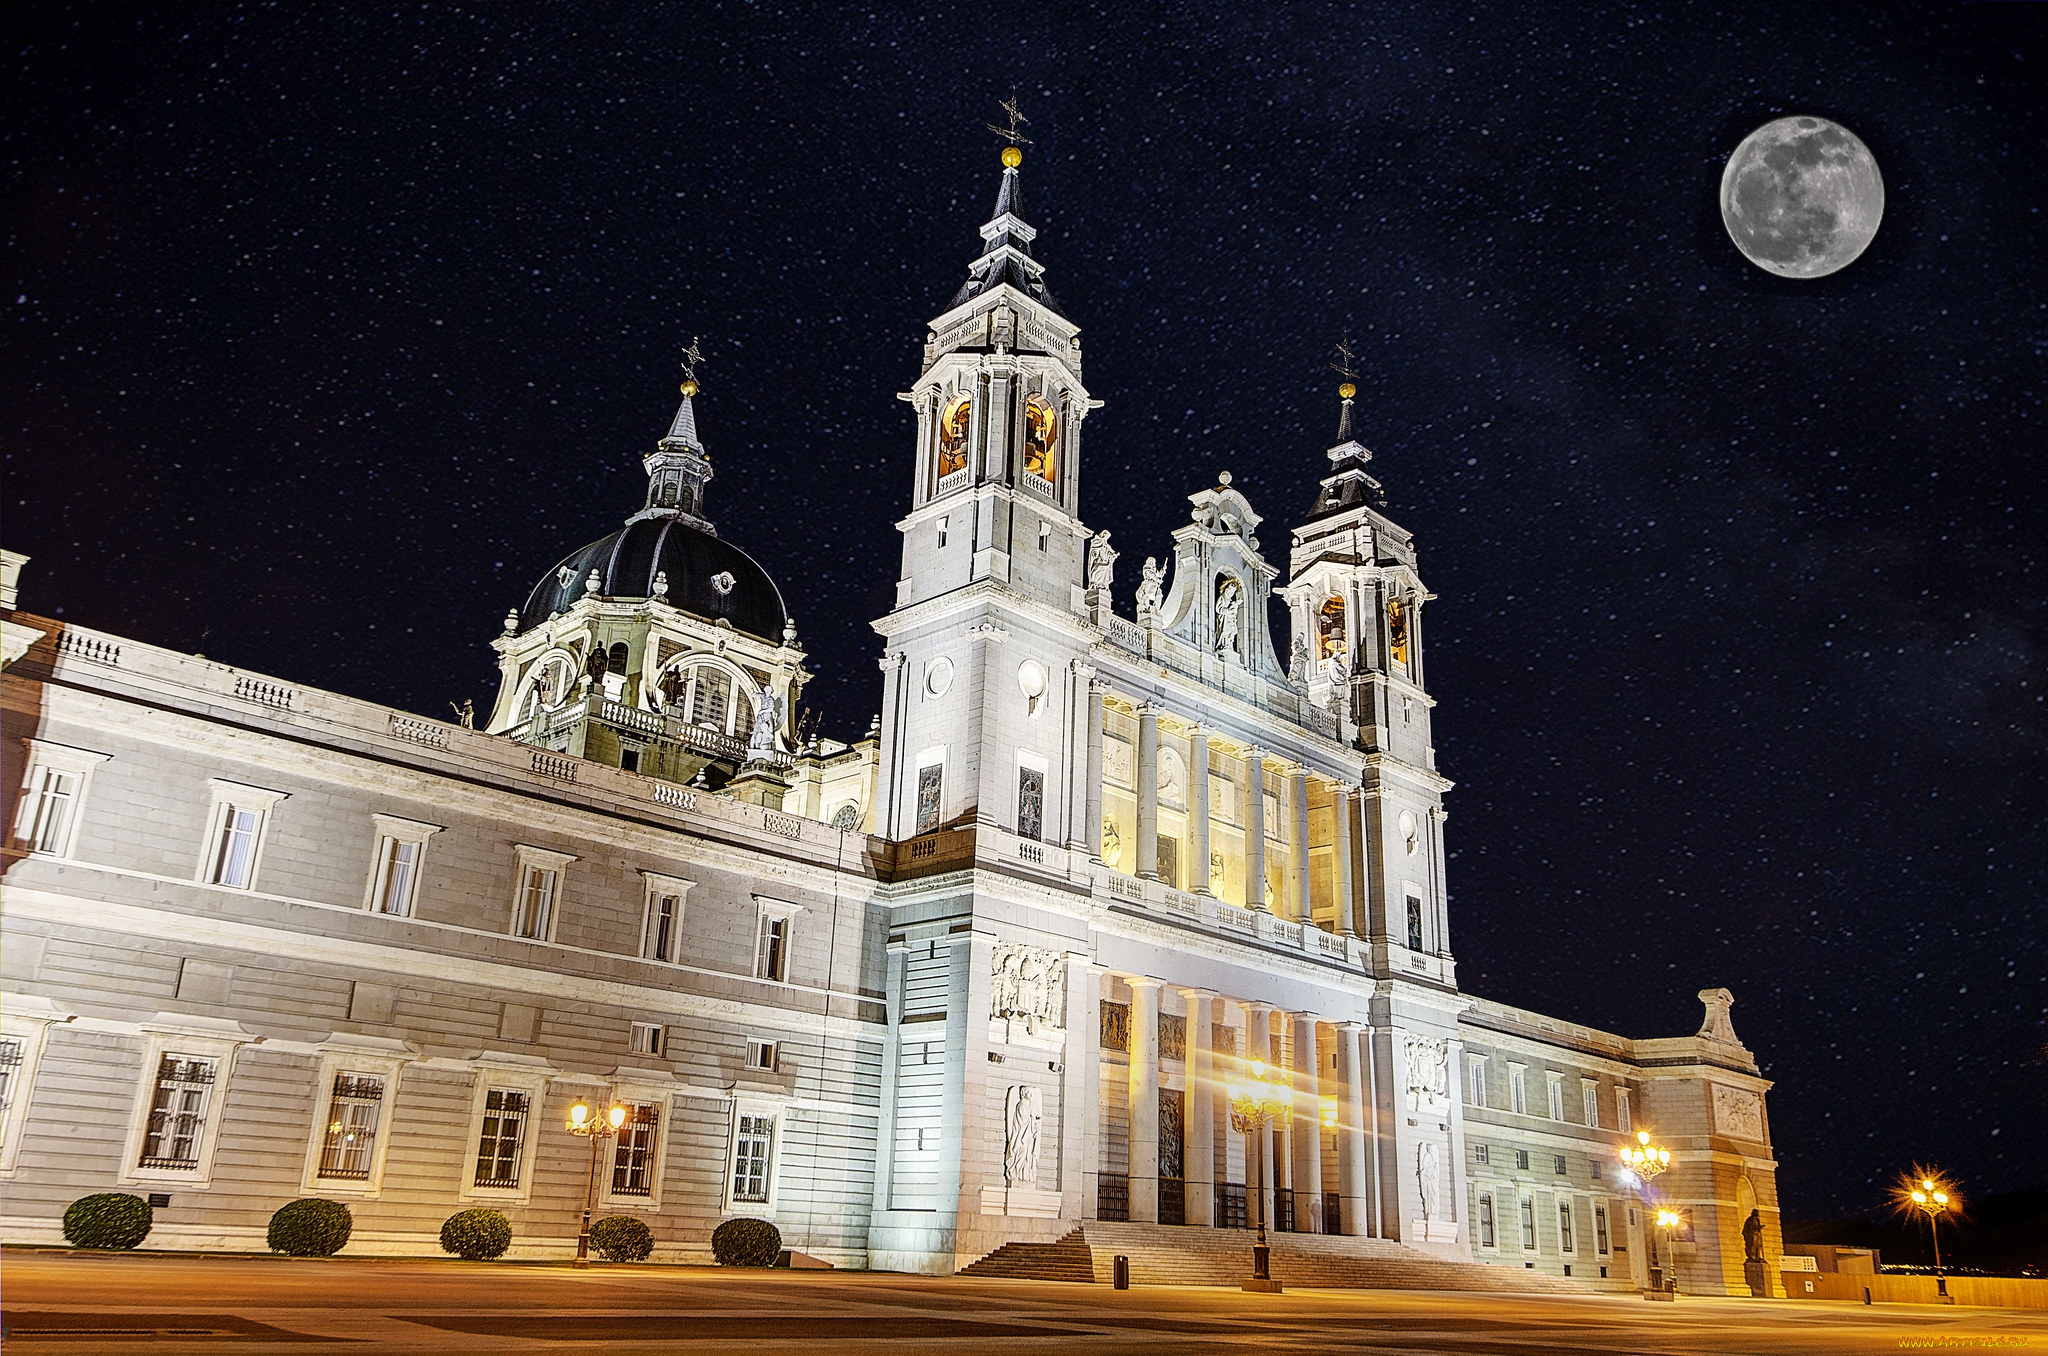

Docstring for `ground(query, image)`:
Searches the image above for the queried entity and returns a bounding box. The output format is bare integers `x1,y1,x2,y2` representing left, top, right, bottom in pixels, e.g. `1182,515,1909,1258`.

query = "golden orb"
679,379,699,397
1338,382,1356,400
1001,145,1023,169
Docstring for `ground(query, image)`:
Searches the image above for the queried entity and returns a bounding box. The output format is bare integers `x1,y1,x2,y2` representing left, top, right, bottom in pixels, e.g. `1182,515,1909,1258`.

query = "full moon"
1720,116,1884,278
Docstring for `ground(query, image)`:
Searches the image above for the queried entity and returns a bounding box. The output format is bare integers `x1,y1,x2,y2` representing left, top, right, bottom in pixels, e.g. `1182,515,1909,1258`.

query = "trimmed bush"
711,1217,781,1267
439,1208,512,1261
588,1215,654,1263
63,1193,154,1250
267,1198,353,1257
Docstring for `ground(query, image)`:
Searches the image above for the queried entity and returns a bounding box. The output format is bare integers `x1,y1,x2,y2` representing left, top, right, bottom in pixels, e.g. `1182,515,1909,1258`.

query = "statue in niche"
1004,1085,1043,1188
1743,1208,1765,1263
1135,557,1165,624
1100,821,1123,870
990,942,1065,1034
1087,531,1118,592
1215,580,1244,664
1418,1141,1442,1220
656,667,684,710
746,685,781,761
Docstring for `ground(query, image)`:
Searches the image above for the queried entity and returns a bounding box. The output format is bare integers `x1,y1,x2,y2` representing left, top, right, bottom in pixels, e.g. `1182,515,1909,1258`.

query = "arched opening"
937,396,971,479
1022,395,1058,484
1317,595,1347,659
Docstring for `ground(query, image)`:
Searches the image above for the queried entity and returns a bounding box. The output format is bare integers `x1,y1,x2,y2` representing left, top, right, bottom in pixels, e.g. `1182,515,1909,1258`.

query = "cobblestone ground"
3,1250,2044,1354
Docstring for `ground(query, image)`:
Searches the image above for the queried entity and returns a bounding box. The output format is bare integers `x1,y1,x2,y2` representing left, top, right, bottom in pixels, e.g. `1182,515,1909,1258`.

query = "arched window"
1022,395,1057,484
1317,596,1347,659
520,653,576,720
1387,595,1411,667
651,659,756,739
607,642,629,677
937,396,971,478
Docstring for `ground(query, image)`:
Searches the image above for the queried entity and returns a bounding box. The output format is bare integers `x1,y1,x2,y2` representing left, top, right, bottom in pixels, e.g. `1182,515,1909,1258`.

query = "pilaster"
1127,976,1162,1223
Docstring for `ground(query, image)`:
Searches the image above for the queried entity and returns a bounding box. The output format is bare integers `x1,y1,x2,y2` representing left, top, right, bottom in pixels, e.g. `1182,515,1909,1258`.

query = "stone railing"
56,630,121,665
232,675,298,710
389,714,452,750
1091,865,1368,971
1096,620,1347,746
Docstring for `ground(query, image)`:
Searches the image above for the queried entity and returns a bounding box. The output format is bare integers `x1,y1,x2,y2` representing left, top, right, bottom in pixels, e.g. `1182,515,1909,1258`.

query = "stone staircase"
962,1222,1593,1294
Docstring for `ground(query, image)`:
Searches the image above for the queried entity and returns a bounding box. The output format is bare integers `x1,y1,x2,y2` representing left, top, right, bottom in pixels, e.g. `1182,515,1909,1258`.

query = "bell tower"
1282,370,1453,971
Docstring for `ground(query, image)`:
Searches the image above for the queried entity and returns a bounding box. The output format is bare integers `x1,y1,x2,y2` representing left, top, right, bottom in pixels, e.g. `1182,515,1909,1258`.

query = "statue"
1326,646,1350,686
1288,636,1308,684
746,685,781,761
1742,1208,1764,1263
1004,1085,1043,1188
1418,1141,1441,1220
1087,530,1118,592
449,697,474,729
1403,1033,1451,1112
1135,557,1165,623
1100,821,1123,870
1215,581,1244,664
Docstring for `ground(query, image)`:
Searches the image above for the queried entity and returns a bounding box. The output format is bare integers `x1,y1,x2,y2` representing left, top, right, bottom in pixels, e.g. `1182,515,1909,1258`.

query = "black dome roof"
520,517,787,642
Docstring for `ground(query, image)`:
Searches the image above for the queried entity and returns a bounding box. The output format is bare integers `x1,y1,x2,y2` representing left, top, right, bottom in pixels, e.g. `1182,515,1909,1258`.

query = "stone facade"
0,151,1779,1291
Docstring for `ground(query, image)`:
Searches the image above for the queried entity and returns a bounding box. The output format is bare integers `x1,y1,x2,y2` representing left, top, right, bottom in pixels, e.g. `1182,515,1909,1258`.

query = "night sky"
6,4,2043,1220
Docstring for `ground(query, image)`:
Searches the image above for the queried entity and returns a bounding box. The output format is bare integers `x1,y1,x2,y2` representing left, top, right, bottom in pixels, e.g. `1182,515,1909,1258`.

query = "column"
1062,955,1100,1221
1180,988,1216,1225
1084,682,1106,861
1246,1003,1276,1231
1291,1012,1323,1232
1128,977,1162,1222
1188,726,1212,895
1335,1021,1369,1235
1245,748,1268,911
1290,769,1312,923
1333,785,1359,937
1135,704,1161,879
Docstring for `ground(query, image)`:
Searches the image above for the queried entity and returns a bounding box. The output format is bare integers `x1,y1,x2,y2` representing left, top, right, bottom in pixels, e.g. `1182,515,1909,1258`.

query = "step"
1071,1222,1595,1294
959,1228,1096,1284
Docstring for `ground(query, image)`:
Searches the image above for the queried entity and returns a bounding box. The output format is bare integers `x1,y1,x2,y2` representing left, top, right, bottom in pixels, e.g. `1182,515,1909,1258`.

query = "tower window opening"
937,516,949,548
607,643,629,679
1406,895,1423,952
937,397,971,478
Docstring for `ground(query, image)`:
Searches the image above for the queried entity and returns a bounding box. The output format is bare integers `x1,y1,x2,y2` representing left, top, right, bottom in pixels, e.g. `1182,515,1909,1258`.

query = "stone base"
1644,1288,1675,1301
1242,1278,1285,1293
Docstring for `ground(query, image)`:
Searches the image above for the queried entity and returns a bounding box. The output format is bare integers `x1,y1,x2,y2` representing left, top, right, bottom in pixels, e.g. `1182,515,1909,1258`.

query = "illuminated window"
937,397,971,478
472,1089,528,1188
316,1073,385,1181
1317,596,1347,659
510,846,574,942
1559,1201,1576,1253
610,1103,659,1198
1022,395,1058,484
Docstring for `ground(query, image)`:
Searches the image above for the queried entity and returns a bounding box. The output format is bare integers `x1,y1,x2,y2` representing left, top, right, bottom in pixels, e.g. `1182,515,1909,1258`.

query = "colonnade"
1083,682,1370,935
1075,966,1387,1238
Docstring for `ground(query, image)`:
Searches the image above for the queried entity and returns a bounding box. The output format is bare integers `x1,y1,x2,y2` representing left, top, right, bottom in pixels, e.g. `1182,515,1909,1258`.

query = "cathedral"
0,143,1782,1295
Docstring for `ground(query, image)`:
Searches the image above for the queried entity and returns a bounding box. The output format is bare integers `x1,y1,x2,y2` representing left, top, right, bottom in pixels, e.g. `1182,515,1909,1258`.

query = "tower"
872,140,1101,848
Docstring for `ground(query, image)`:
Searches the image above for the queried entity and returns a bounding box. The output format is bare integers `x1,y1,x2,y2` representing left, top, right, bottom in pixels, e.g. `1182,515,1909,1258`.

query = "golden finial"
1002,144,1023,169
679,379,698,397
1338,381,1356,401
678,336,704,397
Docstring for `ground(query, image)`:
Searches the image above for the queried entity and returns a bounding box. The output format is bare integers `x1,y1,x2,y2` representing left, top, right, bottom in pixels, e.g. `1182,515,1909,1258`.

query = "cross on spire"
678,336,705,389
1330,335,1359,381
986,94,1033,147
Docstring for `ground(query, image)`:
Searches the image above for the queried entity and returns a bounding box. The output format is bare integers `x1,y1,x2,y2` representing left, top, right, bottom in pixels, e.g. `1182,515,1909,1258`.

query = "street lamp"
1618,1130,1675,1299
566,1097,628,1268
1907,1178,1954,1303
1654,1209,1682,1301
1225,1059,1290,1294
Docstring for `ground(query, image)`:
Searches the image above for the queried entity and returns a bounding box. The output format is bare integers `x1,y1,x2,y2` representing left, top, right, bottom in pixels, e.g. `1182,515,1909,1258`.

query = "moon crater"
1720,116,1884,279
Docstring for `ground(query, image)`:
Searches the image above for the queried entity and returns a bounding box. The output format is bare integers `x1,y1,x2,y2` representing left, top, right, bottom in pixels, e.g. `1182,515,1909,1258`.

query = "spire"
632,339,716,532
1307,350,1383,519
949,101,1063,316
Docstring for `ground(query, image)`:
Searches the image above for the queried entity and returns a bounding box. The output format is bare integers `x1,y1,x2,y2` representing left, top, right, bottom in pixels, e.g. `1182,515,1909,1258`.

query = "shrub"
267,1198,353,1257
588,1215,654,1263
63,1193,154,1250
711,1217,781,1267
439,1208,512,1261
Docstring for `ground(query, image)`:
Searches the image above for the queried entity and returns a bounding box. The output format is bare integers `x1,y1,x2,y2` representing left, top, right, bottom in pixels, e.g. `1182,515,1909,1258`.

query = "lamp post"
1225,1060,1290,1294
566,1096,628,1268
1618,1130,1673,1299
1908,1179,1954,1303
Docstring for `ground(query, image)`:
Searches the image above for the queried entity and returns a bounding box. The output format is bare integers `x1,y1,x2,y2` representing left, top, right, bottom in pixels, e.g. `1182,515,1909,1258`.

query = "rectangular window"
316,1073,385,1180
1559,1201,1576,1253
1520,1196,1537,1250
619,747,641,774
1595,1203,1611,1255
1478,1193,1496,1247
746,1039,777,1071
1263,791,1282,838
629,1022,664,1057
1509,1066,1527,1115
1515,1148,1530,1170
756,914,789,981
516,866,557,939
731,1113,773,1203
1467,1057,1487,1108
1553,1154,1567,1174
647,893,681,962
1547,1078,1565,1121
1405,895,1424,951
1615,1088,1632,1134
473,1089,529,1188
610,1103,659,1198
1473,1143,1490,1165
0,1037,24,1148
1016,766,1044,842
14,766,79,854
1591,1162,1603,1182
915,762,943,834
691,668,731,729
1582,1081,1600,1129
139,1055,217,1169
210,806,263,888
374,838,420,915
936,516,949,548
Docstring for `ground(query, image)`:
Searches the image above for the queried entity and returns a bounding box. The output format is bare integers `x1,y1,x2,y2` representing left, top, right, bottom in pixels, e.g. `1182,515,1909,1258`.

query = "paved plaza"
3,1252,2043,1354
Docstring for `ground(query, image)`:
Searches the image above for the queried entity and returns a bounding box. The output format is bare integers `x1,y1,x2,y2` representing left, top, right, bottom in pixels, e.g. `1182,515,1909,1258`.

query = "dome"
519,517,787,642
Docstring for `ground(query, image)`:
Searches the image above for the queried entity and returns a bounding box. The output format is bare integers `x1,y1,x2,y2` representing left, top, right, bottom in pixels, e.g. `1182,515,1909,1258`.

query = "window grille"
610,1104,659,1198
210,807,262,887
731,1113,773,1203
1473,1143,1490,1165
139,1055,216,1169
1515,1148,1530,1170
1096,1171,1129,1222
472,1089,529,1188
0,1037,22,1129
1520,1196,1537,1250
1595,1204,1611,1254
1553,1154,1567,1174
1273,1187,1295,1234
17,767,77,853
1215,1182,1248,1229
317,1073,385,1180
691,668,731,730
1559,1201,1576,1252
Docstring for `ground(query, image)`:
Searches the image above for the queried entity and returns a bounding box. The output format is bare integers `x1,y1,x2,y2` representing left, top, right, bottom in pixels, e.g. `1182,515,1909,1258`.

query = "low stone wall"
1792,1272,2048,1310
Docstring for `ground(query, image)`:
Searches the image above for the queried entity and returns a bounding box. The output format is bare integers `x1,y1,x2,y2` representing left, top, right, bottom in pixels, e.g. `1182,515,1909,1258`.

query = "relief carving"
989,943,1066,1035
1402,1032,1451,1113
1712,1083,1765,1141
1004,1084,1043,1187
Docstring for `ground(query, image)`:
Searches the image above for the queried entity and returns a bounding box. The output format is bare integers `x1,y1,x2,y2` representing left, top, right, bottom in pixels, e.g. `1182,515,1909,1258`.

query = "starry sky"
6,3,2043,1220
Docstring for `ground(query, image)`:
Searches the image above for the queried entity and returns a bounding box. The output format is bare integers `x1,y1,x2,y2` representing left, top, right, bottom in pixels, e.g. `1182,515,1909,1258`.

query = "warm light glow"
1250,1059,1267,1080
1636,1130,1651,1146
569,1101,591,1129
1320,1096,1340,1130
1226,1082,1244,1102
1655,1209,1680,1229
608,1104,628,1130
1890,1164,1962,1221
